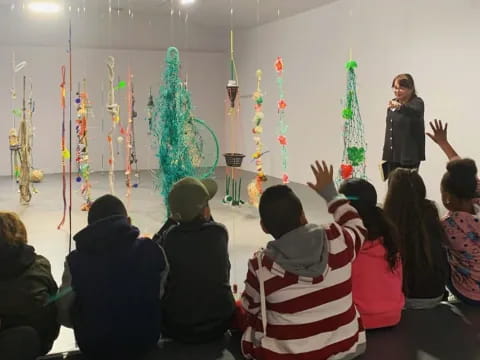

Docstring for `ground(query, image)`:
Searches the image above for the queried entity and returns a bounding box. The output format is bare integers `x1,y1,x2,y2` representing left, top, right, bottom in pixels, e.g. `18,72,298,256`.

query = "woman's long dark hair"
339,179,400,270
383,169,446,292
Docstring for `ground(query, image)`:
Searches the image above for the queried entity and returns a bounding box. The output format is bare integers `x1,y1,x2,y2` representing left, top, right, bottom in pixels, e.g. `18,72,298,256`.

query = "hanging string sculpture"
57,66,69,228
9,128,20,179
185,117,219,179
26,80,38,188
223,30,244,206
18,76,35,205
126,73,140,190
337,60,367,183
247,70,268,207
9,55,26,184
146,88,154,135
275,57,289,184
123,70,136,200
106,56,121,194
74,79,93,211
9,53,27,107
150,47,219,209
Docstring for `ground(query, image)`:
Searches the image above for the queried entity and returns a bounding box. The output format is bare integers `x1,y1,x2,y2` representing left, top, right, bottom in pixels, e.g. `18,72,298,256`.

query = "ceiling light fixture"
180,0,196,6
27,1,62,14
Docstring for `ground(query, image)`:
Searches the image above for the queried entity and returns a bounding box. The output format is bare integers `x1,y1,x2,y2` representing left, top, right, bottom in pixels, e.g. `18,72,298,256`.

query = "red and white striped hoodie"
241,187,367,360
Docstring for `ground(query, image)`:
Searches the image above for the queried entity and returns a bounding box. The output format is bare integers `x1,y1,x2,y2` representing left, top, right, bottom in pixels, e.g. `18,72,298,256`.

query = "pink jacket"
352,238,404,329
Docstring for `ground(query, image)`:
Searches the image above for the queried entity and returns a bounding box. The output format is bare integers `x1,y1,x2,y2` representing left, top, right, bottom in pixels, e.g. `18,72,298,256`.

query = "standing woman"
382,74,425,179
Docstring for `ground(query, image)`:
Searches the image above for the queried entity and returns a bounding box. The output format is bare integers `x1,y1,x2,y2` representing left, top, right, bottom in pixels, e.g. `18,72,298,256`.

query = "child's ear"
127,216,132,225
300,211,308,225
202,206,211,220
260,220,270,235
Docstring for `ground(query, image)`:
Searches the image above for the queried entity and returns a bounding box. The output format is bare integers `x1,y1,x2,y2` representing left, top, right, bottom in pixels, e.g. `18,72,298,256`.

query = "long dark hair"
392,73,417,99
383,169,446,290
339,179,400,270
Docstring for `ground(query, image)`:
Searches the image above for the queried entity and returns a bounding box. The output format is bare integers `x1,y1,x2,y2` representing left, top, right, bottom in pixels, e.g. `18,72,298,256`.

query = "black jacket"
67,216,167,359
0,242,59,355
156,218,235,343
382,96,425,164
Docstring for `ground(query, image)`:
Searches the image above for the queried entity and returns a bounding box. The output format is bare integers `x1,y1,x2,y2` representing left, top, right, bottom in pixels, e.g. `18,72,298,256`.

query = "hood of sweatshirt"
0,242,36,279
73,215,140,254
264,223,328,278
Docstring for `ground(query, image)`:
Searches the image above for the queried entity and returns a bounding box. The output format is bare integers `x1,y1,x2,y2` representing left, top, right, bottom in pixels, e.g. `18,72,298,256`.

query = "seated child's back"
57,195,167,359
159,177,235,343
0,212,59,356
241,161,367,360
427,119,480,305
384,168,448,308
339,179,404,329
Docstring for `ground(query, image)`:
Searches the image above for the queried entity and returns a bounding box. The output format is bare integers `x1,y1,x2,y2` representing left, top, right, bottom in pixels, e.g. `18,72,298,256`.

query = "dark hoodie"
159,217,235,343
58,215,167,359
0,241,59,355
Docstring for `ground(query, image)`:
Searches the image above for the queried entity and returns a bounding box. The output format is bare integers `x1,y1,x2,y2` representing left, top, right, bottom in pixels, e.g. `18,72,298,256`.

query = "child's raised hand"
427,119,448,144
307,160,333,193
427,118,458,159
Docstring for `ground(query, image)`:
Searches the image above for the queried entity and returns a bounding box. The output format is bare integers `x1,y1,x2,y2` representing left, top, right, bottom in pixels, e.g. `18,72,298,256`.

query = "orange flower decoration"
275,57,284,73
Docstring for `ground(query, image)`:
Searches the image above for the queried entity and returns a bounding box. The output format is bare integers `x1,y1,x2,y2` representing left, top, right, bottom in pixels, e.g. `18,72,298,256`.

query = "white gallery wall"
234,0,480,206
0,8,228,176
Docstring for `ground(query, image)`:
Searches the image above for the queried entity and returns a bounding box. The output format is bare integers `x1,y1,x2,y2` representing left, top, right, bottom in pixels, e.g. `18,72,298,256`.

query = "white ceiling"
204,0,340,29
1,0,339,29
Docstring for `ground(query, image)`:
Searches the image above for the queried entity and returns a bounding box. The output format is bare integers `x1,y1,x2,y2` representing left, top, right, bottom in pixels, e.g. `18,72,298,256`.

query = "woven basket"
224,153,245,167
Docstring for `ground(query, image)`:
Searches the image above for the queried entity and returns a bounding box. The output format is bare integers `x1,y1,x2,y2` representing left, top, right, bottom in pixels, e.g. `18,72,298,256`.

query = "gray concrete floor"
0,167,331,353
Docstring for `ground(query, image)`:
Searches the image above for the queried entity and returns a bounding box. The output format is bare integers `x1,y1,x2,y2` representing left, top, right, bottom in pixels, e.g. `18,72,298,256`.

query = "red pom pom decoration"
275,57,284,73
278,99,287,110
340,164,353,179
278,135,287,145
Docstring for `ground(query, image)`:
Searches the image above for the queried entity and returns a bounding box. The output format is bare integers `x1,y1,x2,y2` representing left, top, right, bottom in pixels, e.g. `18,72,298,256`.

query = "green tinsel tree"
151,47,196,208
337,60,367,183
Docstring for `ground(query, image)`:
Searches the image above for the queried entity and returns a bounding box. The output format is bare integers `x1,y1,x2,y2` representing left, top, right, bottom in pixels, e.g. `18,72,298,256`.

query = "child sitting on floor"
339,179,404,329
0,212,59,359
159,177,236,343
383,168,448,308
427,119,480,306
241,161,367,359
57,195,167,360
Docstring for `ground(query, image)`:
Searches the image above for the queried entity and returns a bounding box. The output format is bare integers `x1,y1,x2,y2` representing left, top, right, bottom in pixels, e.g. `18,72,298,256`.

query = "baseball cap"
168,177,218,222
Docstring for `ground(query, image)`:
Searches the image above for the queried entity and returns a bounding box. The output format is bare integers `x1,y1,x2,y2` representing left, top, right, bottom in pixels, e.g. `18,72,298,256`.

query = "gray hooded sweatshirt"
261,183,366,360
263,183,338,278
